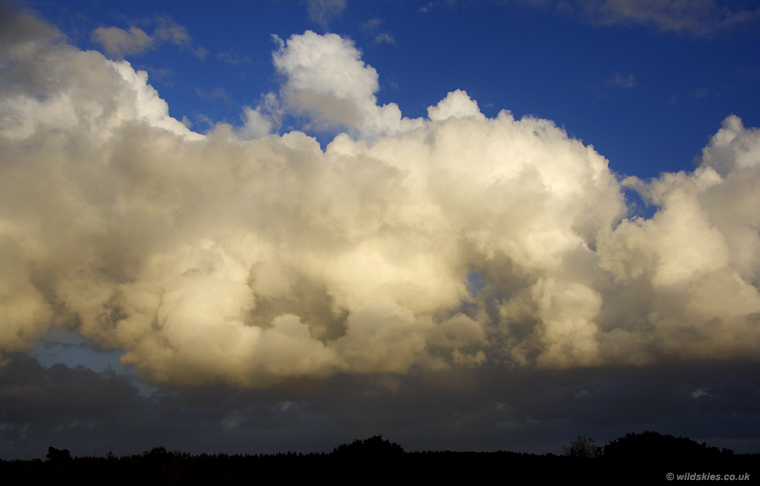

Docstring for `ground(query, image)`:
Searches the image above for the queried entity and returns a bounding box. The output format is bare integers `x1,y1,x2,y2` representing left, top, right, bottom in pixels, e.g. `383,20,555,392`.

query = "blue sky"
3,0,760,459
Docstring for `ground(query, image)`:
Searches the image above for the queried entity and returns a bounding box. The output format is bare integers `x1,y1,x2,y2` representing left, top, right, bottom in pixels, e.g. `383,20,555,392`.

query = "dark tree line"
0,432,756,485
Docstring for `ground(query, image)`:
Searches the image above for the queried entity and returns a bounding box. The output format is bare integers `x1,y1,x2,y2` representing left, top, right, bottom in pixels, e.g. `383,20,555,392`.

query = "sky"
1,0,760,459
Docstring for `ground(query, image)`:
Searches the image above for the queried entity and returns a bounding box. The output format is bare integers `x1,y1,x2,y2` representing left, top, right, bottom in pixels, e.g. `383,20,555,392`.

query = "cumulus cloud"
2,9,760,390
272,31,422,138
239,92,282,140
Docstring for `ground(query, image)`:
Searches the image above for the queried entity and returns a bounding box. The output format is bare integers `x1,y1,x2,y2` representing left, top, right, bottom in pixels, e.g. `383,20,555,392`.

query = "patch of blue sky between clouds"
29,328,122,373
467,271,486,297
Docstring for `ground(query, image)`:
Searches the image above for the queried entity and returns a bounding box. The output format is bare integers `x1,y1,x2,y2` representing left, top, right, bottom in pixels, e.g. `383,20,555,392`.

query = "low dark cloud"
2,356,760,459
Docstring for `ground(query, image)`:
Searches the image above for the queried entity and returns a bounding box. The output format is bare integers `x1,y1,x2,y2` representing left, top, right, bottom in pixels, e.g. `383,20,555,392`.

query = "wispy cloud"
607,73,636,88
306,0,347,27
147,67,175,87
374,32,396,44
216,50,251,65
361,17,382,31
417,0,759,35
559,0,760,36
592,73,636,97
418,0,458,14
196,86,235,104
361,17,396,45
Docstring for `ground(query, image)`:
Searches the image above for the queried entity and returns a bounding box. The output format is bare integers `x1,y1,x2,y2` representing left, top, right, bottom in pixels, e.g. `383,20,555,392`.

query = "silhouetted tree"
46,446,72,462
563,437,602,459
331,436,406,483
332,435,404,458
604,431,728,461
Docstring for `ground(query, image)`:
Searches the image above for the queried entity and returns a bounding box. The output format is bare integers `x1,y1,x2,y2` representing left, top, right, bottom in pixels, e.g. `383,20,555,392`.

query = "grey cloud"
91,16,205,60
577,0,760,36
0,356,141,425
421,0,760,36
92,25,153,58
3,355,759,458
501,0,760,36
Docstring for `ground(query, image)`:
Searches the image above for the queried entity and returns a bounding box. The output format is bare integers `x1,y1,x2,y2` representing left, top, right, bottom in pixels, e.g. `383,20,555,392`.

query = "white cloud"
3,11,760,389
272,31,423,138
427,89,485,121
239,92,282,140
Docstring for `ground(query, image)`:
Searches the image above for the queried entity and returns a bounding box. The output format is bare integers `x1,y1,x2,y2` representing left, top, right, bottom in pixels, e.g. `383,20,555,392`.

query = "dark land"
1,432,757,485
